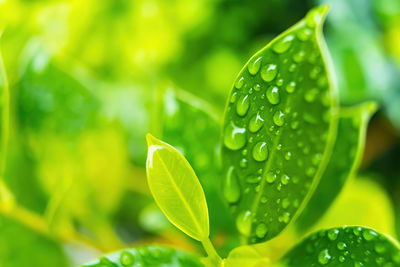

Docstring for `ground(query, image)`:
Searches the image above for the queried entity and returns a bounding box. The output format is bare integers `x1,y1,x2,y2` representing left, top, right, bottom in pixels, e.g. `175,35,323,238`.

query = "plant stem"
201,237,222,267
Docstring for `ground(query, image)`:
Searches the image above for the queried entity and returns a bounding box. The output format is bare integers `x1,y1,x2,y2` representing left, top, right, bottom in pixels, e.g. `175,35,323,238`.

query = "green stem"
201,237,222,267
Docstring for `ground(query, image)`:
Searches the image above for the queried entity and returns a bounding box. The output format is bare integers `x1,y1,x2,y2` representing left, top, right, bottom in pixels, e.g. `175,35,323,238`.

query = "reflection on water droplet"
223,166,241,204
304,88,319,103
265,171,277,183
249,113,264,133
224,122,246,150
267,86,280,105
293,50,306,63
318,249,332,265
286,81,296,93
273,35,294,54
120,251,134,266
261,64,278,82
327,229,339,241
235,77,245,89
273,110,285,126
248,57,262,75
236,94,250,116
255,223,268,238
252,142,269,162
236,210,252,236
297,27,312,41
230,91,238,103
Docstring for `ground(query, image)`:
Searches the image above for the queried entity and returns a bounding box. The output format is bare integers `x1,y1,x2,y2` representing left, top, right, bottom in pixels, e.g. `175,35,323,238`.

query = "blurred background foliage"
0,0,399,266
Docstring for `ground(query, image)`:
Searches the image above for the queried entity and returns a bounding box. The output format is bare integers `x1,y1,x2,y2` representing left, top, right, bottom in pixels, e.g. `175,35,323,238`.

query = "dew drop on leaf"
236,210,252,236
249,113,264,133
236,94,250,116
223,166,241,204
252,142,269,162
224,122,247,150
248,57,262,75
261,64,278,82
267,86,280,105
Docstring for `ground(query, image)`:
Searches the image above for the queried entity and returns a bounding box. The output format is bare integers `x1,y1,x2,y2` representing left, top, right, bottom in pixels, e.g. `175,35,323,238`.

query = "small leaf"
221,6,338,243
81,246,204,267
296,101,378,232
280,226,400,266
224,245,270,267
146,134,209,241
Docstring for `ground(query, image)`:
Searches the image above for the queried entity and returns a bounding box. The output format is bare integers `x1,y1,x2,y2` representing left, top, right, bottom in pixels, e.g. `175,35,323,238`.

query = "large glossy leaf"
221,6,338,243
81,246,204,267
296,101,377,232
146,134,209,241
280,226,400,266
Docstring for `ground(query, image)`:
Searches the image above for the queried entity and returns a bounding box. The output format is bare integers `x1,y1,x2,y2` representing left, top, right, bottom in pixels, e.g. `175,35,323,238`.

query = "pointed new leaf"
146,134,209,241
221,6,338,243
296,102,378,232
280,226,400,266
81,246,204,267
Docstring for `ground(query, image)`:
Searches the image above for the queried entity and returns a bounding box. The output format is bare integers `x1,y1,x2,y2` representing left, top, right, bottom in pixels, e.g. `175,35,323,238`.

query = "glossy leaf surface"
221,6,338,243
146,134,209,241
296,102,377,232
82,246,204,267
280,226,400,266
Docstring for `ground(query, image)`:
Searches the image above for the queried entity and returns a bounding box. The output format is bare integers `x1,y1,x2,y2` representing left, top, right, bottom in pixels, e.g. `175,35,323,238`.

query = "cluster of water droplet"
283,226,400,266
222,7,334,243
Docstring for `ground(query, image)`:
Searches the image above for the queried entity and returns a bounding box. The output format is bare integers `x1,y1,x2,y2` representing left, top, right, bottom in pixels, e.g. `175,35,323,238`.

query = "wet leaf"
146,134,209,241
296,101,377,232
81,246,204,267
221,6,338,243
280,226,400,266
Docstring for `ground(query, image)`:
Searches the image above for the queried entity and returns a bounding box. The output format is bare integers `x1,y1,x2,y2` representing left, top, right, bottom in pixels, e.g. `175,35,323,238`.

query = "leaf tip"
146,133,158,147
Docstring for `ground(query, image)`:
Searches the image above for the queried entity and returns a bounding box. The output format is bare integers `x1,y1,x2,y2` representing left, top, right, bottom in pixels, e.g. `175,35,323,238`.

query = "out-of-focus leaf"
311,177,397,238
0,216,68,267
146,134,209,241
280,226,400,266
81,246,203,267
296,102,377,232
224,245,270,267
221,6,338,243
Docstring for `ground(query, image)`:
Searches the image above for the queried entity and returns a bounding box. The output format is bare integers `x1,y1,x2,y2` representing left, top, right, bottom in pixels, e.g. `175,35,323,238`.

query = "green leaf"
296,101,378,232
146,134,209,241
280,226,400,266
81,246,204,267
221,6,338,243
224,245,270,267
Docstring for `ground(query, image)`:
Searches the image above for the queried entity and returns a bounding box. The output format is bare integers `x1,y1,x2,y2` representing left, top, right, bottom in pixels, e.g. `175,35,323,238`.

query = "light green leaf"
221,6,338,243
224,245,270,267
146,134,209,241
81,245,204,267
296,101,378,232
280,226,400,266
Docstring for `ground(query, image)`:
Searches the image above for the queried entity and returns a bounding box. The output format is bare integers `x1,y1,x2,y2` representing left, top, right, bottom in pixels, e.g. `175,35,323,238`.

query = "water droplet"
291,121,299,129
261,196,268,204
284,151,292,160
306,167,316,177
310,66,321,79
362,229,377,241
255,223,268,238
281,174,290,185
293,50,306,63
278,212,290,223
337,241,347,251
327,229,339,241
236,210,252,236
223,166,241,204
297,27,312,41
318,249,332,265
304,88,319,103
246,175,262,184
276,78,284,86
252,142,269,162
230,91,238,103
235,77,245,89
273,35,294,54
254,84,261,91
120,251,134,266
240,158,248,168
261,64,278,82
282,198,290,209
248,57,262,75
236,94,250,116
289,63,297,72
249,113,264,133
267,86,280,105
265,171,277,183
224,122,247,150
374,243,387,254
306,7,325,28
273,110,285,126
285,81,296,93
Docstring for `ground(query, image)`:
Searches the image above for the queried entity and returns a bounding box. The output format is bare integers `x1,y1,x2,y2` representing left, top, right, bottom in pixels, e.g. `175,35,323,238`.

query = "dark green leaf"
82,246,204,267
296,101,378,232
221,6,338,243
280,226,400,266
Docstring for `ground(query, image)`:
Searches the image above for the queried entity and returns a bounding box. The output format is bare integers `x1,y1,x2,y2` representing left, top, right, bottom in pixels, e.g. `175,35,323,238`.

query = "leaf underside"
146,134,209,241
82,246,204,267
221,6,338,243
280,226,400,266
296,101,377,232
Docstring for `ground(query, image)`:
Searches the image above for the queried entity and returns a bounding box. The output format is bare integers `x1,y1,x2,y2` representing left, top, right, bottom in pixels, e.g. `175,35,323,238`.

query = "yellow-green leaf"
146,134,209,241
